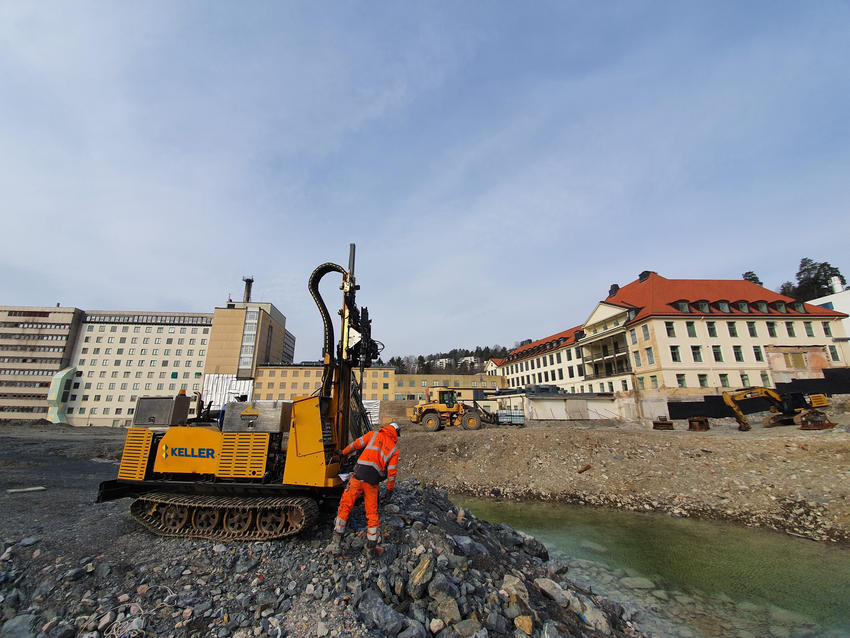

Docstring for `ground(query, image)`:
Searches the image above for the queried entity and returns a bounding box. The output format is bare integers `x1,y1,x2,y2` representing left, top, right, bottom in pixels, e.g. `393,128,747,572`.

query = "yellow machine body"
282,396,342,488
153,426,223,475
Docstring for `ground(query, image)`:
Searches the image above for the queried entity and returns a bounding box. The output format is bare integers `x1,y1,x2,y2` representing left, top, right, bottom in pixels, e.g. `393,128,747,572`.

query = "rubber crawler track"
130,492,319,541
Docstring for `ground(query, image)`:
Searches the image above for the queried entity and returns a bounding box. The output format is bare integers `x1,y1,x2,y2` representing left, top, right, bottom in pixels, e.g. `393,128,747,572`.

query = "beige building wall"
0,306,83,420
204,307,246,375
253,366,506,403
64,311,213,427
204,302,293,378
630,315,848,397
394,372,505,402
253,364,396,401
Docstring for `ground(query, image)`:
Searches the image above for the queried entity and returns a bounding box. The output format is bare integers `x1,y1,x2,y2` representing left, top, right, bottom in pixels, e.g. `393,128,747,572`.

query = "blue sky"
1,2,848,361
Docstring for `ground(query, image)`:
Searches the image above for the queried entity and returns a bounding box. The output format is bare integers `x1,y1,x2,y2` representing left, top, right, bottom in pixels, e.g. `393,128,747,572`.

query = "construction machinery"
721,387,836,431
407,388,496,431
96,244,380,541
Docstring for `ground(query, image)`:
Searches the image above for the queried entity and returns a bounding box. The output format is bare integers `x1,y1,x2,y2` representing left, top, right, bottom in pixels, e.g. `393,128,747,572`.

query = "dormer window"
627,309,637,321
695,301,709,313
792,302,805,313
737,301,750,313
755,301,768,313
774,301,787,313
717,301,730,313
676,301,691,313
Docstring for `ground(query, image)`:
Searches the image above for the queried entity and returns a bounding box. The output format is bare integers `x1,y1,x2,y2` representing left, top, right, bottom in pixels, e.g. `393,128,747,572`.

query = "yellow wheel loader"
407,388,494,432
97,244,381,541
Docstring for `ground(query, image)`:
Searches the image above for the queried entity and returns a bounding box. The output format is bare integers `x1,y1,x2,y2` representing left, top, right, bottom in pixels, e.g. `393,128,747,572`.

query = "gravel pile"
1,479,644,638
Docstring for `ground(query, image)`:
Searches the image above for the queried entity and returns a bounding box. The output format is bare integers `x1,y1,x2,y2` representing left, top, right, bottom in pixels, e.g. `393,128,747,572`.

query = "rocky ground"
400,413,850,544
0,423,643,638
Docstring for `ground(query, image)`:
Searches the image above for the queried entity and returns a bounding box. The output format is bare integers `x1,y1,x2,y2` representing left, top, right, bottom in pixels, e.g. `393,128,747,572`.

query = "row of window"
257,392,389,402
68,406,136,415
85,315,212,326
0,380,50,388
0,333,67,341
0,405,49,413
0,345,65,352
0,322,70,330
646,370,772,390
71,381,201,403
0,356,62,364
79,359,203,368
0,369,55,376
505,348,581,377
662,344,840,365
655,319,833,341
84,336,207,345
672,299,806,315
77,370,202,380
0,393,48,400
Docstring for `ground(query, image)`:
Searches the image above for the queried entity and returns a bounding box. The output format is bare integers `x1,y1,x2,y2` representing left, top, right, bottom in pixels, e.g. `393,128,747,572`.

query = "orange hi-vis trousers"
334,477,380,542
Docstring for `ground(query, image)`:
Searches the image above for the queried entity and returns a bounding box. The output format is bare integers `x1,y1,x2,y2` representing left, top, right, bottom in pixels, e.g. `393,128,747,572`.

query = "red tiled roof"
489,357,506,366
607,273,847,322
506,325,583,361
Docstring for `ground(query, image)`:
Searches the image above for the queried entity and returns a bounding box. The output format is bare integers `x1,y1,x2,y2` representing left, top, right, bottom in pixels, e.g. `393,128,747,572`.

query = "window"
761,371,771,386
740,373,750,387
767,321,777,338
642,325,650,341
665,322,676,337
686,321,696,338
556,352,562,363
733,345,743,362
823,322,833,337
676,374,686,388
645,347,655,365
691,346,702,363
629,329,637,345
677,301,690,313
712,345,723,362
804,322,814,337
718,301,730,313
829,345,840,362
637,377,645,390
650,376,658,389
633,351,642,368
747,322,757,338
695,301,709,313
670,345,681,362
698,374,708,388
719,373,729,388
727,322,738,338
785,322,796,338
737,301,749,313
707,322,717,338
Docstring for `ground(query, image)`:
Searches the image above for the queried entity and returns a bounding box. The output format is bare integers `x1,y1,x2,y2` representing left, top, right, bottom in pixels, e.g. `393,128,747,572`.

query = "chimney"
242,277,254,303
638,270,654,282
831,276,843,294
608,284,620,297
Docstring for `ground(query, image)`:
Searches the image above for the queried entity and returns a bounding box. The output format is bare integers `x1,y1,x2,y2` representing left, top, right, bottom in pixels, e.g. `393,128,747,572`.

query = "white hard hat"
390,422,400,435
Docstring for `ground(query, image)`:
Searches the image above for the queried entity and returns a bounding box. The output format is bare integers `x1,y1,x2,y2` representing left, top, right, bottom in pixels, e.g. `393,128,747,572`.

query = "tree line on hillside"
385,345,510,374
743,257,846,302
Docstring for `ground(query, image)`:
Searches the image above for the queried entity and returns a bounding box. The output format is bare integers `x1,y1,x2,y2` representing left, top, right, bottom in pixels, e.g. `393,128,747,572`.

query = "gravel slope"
400,417,850,543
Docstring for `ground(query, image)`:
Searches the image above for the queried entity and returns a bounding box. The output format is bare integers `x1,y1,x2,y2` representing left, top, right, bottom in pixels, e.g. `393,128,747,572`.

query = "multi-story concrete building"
500,327,585,392
589,272,848,397
492,272,849,403
0,306,83,421
63,311,214,426
202,301,295,409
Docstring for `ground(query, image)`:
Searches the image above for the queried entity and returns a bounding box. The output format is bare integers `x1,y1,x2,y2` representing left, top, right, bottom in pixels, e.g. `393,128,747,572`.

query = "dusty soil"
399,414,850,544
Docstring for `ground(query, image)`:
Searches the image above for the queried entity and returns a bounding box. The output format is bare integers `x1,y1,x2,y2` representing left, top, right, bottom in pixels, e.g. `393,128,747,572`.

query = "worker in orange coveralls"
327,422,399,557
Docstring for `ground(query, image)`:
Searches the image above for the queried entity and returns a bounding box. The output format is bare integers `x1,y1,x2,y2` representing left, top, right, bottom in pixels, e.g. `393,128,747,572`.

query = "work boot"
325,532,343,555
364,539,378,559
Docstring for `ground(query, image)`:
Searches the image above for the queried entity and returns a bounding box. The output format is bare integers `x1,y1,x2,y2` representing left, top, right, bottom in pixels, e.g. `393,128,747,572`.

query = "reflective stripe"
334,517,346,533
387,464,397,470
366,527,379,541
357,460,383,472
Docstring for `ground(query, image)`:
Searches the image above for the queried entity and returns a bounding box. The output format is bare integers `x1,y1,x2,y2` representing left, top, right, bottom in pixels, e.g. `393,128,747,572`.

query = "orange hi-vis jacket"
342,424,399,489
